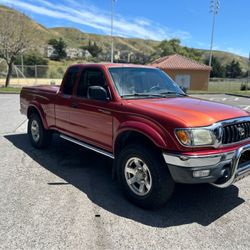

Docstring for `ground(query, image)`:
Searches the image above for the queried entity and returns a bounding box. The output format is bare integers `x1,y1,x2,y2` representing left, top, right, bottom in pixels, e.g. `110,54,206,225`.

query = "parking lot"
191,93,250,111
0,93,249,249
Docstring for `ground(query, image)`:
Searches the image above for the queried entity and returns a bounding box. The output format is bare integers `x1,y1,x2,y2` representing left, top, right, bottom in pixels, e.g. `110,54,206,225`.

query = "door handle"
71,103,78,108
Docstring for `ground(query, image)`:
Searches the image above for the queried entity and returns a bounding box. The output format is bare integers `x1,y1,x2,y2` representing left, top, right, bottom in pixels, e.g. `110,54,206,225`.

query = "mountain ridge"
0,5,248,71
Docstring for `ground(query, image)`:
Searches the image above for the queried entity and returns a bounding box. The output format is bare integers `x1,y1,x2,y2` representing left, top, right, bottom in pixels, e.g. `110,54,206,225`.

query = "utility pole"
209,0,220,67
248,52,250,84
111,0,116,63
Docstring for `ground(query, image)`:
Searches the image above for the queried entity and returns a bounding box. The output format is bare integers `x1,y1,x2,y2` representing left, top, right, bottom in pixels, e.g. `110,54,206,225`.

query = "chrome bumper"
163,151,235,168
213,144,250,188
163,144,250,188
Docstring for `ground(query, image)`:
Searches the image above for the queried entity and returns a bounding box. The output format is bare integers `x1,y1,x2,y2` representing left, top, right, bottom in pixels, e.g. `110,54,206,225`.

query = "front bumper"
163,144,250,187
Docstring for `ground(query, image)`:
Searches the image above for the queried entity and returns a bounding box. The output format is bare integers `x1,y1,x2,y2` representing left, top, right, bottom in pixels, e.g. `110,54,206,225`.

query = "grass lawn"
0,87,22,93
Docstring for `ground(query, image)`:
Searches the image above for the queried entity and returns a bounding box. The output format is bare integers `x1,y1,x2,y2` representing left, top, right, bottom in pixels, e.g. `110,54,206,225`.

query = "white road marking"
234,98,239,101
222,98,227,101
209,98,214,101
243,106,250,110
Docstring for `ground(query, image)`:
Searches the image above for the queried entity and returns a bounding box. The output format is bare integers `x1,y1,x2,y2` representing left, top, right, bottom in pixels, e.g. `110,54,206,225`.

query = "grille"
222,121,250,144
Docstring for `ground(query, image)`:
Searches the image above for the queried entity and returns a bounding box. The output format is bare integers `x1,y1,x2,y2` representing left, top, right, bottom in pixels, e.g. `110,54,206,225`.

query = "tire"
116,144,175,209
28,113,52,149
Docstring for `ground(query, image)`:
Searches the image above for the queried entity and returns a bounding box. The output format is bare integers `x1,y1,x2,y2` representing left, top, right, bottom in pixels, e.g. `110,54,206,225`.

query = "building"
45,46,92,59
150,54,211,91
66,48,92,59
46,45,57,58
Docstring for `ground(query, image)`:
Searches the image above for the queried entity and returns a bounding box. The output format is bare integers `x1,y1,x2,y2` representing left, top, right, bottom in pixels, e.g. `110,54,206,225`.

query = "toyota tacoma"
20,64,250,208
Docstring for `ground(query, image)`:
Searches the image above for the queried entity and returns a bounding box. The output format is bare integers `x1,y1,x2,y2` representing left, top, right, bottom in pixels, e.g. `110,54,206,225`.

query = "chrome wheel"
124,157,152,196
31,119,40,142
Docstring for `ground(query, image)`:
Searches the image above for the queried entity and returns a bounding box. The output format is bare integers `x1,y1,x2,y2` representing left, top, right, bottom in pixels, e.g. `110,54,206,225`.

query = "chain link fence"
208,78,250,92
0,64,67,86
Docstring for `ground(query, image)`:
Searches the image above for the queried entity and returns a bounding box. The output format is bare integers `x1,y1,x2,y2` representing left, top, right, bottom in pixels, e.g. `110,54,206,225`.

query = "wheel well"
27,106,40,119
114,131,159,157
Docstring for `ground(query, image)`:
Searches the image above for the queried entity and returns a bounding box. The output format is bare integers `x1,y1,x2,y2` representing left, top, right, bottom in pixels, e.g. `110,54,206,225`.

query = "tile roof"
150,54,212,71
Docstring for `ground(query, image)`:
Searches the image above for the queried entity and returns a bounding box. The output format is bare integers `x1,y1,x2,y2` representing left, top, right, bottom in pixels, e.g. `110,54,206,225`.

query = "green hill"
0,5,248,71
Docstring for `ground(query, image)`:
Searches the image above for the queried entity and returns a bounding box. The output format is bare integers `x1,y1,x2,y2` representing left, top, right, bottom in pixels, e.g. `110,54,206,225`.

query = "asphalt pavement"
191,93,250,111
0,94,249,249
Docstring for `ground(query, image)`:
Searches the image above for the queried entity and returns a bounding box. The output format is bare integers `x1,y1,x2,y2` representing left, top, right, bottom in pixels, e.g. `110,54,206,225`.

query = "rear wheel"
28,113,52,149
116,144,175,209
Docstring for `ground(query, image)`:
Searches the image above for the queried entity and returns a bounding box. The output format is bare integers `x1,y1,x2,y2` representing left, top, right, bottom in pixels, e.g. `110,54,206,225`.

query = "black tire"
116,144,175,209
28,113,52,149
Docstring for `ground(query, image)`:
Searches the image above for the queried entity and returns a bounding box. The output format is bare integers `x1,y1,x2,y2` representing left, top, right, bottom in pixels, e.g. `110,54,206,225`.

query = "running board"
60,134,114,159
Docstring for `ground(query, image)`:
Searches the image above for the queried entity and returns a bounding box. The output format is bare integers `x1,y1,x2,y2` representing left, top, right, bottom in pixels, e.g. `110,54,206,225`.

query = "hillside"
0,5,248,71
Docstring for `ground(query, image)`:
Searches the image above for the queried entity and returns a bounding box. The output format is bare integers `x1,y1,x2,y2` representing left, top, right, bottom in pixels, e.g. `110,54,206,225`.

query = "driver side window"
77,68,109,99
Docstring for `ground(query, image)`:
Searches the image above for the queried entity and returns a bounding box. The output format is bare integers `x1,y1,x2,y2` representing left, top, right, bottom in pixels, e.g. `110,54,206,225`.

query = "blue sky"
0,0,249,57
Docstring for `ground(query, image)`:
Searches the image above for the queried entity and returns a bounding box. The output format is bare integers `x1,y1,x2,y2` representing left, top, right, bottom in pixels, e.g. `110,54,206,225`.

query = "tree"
157,39,201,61
48,38,67,60
81,40,102,58
204,57,225,77
225,60,242,78
0,11,35,87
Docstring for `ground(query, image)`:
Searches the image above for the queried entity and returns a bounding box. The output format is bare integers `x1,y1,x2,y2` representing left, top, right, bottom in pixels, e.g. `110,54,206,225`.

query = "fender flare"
114,121,168,150
27,102,49,129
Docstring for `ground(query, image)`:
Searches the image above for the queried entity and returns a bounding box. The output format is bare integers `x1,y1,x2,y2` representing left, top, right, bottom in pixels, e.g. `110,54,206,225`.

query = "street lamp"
111,0,116,63
209,0,220,67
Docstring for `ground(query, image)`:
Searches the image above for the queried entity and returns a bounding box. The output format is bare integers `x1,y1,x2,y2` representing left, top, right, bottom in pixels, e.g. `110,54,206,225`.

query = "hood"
126,97,249,127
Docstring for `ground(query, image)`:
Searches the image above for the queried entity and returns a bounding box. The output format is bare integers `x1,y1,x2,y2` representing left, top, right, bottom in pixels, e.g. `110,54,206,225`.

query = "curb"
225,93,250,99
0,92,20,94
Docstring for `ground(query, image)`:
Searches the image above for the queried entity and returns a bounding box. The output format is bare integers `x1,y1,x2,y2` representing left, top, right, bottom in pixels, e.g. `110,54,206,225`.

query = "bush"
15,53,48,78
240,83,250,91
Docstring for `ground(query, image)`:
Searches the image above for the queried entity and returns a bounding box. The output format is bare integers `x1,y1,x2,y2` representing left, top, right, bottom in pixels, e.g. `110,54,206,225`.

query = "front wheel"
116,144,175,209
28,113,52,149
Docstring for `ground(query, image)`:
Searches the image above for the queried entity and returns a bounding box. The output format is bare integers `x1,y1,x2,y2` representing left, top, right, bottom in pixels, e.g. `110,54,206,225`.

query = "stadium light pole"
111,0,116,63
248,52,250,83
209,0,220,67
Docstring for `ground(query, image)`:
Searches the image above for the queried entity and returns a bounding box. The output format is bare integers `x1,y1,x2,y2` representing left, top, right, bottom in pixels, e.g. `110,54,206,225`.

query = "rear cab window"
62,66,79,95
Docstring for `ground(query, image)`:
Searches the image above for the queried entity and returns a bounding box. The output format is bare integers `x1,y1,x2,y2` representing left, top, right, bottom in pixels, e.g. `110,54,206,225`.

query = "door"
70,68,113,151
175,74,191,90
54,66,79,132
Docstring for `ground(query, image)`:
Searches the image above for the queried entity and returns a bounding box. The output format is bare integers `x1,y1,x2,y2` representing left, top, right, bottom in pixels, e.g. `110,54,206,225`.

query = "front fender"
115,120,169,149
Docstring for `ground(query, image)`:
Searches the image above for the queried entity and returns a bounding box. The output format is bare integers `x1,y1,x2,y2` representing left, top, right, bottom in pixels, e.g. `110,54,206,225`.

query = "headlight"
175,128,215,146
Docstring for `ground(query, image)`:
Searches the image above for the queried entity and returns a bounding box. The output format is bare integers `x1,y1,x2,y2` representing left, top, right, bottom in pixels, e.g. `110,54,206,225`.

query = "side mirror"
87,86,109,101
180,86,187,93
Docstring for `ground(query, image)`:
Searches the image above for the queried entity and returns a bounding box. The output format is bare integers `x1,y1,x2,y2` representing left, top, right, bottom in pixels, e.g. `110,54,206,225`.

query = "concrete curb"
188,92,226,95
225,93,250,99
0,92,20,94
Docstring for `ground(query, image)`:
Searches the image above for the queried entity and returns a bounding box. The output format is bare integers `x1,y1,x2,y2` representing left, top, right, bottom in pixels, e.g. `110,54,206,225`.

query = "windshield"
109,67,185,98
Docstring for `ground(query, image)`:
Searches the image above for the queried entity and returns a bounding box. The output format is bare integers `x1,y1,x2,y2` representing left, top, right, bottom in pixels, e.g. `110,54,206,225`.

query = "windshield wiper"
121,93,166,98
160,91,187,96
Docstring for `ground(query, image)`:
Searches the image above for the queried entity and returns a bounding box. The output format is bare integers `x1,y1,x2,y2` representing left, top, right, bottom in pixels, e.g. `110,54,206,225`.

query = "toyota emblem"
237,127,245,137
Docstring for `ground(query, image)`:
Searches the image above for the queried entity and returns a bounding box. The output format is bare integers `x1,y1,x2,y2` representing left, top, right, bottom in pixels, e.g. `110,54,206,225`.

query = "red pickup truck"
20,63,250,208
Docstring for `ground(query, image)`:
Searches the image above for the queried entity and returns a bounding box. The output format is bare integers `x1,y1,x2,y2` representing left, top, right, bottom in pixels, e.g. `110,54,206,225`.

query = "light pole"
209,0,220,67
111,0,116,63
248,52,250,84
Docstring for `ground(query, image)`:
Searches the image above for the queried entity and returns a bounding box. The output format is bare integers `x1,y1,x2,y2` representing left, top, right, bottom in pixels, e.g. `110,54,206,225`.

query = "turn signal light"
176,130,191,145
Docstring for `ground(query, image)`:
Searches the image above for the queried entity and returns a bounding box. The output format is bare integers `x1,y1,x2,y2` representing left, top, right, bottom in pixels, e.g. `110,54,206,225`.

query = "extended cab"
20,64,250,208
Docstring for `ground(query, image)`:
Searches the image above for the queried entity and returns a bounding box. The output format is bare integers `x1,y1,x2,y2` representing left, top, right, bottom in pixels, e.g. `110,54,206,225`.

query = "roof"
150,54,212,71
68,63,155,69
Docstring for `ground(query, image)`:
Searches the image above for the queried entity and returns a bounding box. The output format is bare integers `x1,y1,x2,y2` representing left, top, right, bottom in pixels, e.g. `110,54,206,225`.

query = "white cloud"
0,0,191,41
226,47,248,57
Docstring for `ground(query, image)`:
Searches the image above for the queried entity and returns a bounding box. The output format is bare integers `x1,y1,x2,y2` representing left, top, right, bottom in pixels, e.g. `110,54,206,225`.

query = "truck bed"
22,85,60,94
20,85,60,129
